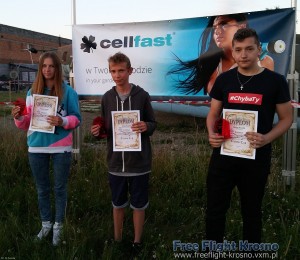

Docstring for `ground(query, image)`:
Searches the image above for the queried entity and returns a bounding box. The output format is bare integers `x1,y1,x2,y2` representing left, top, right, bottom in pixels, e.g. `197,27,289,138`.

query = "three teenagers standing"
11,52,81,246
91,52,156,251
206,28,293,242
10,29,292,251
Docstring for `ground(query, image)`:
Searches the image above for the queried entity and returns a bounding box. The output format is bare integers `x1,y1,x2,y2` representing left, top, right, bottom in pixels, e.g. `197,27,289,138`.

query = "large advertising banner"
72,8,295,100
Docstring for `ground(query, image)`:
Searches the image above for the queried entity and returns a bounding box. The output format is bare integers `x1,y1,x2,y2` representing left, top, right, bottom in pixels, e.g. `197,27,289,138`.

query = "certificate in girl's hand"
29,94,58,133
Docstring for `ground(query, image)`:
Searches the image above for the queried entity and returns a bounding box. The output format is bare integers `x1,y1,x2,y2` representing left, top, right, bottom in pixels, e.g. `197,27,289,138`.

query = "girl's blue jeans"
28,152,72,223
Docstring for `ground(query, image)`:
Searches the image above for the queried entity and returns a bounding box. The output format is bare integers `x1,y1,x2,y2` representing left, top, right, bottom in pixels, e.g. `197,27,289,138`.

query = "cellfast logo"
99,34,173,48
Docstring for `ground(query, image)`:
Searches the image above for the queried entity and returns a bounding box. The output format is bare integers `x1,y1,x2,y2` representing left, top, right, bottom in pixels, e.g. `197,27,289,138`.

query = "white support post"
70,0,81,162
282,0,298,189
282,72,298,189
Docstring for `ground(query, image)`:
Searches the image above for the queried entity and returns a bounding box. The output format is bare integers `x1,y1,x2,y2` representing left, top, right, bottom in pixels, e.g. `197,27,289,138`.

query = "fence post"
69,71,81,162
282,71,298,190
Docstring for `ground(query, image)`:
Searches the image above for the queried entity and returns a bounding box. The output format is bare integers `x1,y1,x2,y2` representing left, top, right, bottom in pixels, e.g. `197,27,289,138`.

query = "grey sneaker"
52,222,63,246
37,221,53,240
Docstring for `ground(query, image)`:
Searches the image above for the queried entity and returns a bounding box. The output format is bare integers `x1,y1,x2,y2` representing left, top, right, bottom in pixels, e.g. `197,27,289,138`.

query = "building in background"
0,24,72,91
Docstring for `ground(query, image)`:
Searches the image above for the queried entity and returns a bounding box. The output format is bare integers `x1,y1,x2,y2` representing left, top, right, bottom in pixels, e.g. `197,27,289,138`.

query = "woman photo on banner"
167,13,274,95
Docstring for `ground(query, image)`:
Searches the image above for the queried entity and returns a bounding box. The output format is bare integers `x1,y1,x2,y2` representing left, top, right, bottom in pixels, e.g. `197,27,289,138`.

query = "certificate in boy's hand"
221,109,258,159
112,110,141,152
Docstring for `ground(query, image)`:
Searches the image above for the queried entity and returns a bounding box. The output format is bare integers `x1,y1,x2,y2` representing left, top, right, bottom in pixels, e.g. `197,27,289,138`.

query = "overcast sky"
0,0,298,39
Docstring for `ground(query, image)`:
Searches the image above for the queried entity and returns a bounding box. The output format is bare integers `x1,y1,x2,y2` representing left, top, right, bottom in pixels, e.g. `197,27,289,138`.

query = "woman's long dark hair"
167,13,247,95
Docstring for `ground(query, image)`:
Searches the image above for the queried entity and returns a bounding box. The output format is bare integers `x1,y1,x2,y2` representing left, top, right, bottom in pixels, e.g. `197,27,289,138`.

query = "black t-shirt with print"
210,67,290,161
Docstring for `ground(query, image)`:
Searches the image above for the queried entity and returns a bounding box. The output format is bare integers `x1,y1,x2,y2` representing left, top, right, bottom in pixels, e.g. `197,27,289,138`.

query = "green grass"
0,91,27,116
0,90,27,102
0,108,299,259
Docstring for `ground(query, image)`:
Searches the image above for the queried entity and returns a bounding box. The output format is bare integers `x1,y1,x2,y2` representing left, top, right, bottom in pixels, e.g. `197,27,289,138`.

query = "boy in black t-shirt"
206,28,293,243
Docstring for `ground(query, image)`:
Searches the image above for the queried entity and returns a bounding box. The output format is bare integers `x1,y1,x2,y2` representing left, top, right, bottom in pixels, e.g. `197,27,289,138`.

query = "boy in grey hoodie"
91,52,156,252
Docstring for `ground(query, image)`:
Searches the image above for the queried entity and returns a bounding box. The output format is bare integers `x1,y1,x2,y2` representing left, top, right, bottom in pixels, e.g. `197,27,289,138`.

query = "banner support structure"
282,0,298,189
71,0,81,162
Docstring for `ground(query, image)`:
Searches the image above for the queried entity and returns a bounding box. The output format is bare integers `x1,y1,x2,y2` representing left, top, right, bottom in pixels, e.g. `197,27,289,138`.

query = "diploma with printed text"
112,110,141,152
29,94,58,133
221,109,258,159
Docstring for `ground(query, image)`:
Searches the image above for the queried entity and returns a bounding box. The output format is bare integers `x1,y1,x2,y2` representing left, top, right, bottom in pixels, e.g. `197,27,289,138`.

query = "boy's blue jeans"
28,152,72,223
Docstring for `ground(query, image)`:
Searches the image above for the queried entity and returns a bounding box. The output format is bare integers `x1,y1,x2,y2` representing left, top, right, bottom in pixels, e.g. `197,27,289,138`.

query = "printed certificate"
29,94,58,133
221,109,258,159
112,110,141,152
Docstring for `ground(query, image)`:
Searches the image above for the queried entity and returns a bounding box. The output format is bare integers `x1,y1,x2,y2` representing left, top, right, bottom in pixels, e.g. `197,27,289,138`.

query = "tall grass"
0,103,299,259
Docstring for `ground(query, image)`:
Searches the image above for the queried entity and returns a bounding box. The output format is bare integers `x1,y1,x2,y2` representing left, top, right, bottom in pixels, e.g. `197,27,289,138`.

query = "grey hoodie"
101,84,157,176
